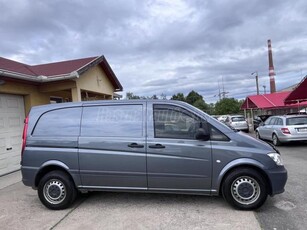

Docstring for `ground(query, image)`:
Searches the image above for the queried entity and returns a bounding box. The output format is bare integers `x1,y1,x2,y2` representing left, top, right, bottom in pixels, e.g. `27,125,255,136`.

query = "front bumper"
265,166,288,195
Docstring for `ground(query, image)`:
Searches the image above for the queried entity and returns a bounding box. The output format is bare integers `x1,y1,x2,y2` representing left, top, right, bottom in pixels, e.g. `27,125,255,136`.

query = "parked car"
225,115,249,132
255,114,307,146
217,115,228,123
21,100,287,210
211,115,219,120
253,115,272,130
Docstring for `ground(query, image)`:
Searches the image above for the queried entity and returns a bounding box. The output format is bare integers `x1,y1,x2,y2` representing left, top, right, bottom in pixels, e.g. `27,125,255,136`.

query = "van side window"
81,105,143,137
153,105,201,139
210,125,230,141
33,107,82,136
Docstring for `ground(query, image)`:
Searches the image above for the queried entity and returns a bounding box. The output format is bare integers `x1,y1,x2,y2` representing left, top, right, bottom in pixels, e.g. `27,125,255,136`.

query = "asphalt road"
0,139,306,229
255,141,307,230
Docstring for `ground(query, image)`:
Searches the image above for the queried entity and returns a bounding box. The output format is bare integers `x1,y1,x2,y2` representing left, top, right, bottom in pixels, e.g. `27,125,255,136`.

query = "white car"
218,115,228,123
225,115,249,133
256,115,307,146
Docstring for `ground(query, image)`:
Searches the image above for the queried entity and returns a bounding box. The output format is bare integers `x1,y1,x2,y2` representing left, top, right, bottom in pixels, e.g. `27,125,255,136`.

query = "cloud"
1,0,307,103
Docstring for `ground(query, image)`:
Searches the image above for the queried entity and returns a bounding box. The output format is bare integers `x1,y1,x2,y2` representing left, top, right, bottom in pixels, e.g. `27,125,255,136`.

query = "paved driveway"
255,141,307,230
0,174,259,230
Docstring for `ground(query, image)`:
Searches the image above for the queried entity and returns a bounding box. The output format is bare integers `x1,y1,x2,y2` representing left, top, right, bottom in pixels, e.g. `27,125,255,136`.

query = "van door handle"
6,147,12,151
128,143,144,148
148,144,165,149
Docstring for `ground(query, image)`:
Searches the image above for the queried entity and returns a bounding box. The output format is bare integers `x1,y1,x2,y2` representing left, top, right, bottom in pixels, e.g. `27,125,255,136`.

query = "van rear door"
78,103,147,189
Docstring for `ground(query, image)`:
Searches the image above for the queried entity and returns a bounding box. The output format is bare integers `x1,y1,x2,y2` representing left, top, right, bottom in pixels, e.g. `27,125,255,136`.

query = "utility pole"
221,77,229,99
263,85,266,94
218,81,221,100
217,78,229,100
251,71,259,95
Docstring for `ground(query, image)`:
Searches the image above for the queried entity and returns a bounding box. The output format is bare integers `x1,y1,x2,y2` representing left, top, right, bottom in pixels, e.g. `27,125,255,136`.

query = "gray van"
21,100,287,210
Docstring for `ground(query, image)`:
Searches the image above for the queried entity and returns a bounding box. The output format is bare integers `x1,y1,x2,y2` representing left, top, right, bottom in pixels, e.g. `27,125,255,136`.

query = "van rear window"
81,105,143,137
33,107,82,136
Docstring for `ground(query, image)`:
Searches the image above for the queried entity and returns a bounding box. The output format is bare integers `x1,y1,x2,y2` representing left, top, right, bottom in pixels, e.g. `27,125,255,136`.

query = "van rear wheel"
38,170,77,210
222,168,268,210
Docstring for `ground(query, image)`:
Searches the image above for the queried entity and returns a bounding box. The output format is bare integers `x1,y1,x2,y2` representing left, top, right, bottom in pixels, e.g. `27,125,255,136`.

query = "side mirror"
195,128,210,141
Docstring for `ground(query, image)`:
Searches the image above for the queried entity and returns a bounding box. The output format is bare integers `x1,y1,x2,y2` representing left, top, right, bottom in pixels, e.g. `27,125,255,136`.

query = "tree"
193,98,208,112
184,90,210,112
126,92,140,99
170,93,185,102
185,90,203,105
207,103,216,115
160,93,167,100
215,98,242,115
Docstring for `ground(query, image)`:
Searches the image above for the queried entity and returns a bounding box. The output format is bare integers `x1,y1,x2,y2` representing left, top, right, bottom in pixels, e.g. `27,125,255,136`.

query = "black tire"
38,170,77,210
222,168,268,210
272,134,281,146
255,131,261,140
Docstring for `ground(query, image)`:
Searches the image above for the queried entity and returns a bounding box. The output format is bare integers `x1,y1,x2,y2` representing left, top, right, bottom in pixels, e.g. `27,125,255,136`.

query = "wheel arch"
216,159,272,196
35,160,75,188
272,131,278,138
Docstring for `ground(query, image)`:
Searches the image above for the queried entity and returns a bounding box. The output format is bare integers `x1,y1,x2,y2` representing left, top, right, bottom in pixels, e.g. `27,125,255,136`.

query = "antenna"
218,81,221,100
217,77,229,100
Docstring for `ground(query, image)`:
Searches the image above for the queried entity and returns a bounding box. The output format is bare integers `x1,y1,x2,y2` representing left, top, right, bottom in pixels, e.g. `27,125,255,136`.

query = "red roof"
30,56,98,76
0,57,35,76
0,56,98,76
0,56,123,91
284,76,307,104
241,91,307,109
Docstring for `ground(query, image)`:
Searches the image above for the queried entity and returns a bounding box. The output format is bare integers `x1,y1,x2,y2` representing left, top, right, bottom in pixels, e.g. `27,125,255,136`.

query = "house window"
50,96,63,104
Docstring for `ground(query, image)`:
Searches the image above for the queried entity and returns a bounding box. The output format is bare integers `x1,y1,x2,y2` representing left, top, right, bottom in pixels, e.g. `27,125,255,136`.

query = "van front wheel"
38,170,77,210
222,168,268,210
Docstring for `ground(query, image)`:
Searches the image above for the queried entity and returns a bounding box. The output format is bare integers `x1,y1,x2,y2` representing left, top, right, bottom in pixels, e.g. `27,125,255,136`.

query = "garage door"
0,94,25,176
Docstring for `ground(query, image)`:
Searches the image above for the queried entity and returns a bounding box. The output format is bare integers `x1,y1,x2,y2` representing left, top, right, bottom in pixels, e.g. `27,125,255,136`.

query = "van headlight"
267,153,283,166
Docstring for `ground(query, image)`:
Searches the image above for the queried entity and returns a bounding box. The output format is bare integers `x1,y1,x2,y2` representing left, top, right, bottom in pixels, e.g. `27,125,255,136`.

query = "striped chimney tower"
267,39,276,93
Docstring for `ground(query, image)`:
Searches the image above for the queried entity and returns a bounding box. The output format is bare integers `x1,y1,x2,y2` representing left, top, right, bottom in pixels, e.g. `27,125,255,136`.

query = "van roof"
31,99,191,110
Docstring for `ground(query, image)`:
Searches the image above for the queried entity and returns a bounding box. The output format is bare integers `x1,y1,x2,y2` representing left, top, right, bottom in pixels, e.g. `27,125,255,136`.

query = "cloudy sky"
1,0,307,103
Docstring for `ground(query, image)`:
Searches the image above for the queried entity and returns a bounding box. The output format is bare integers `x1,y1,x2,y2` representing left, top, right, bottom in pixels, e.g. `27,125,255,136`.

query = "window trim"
209,124,230,142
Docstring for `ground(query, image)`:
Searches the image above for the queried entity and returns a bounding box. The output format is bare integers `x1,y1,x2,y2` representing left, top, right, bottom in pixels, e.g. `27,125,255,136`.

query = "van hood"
229,131,277,152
